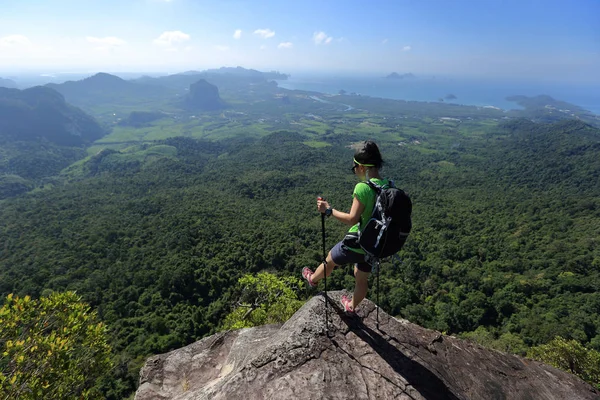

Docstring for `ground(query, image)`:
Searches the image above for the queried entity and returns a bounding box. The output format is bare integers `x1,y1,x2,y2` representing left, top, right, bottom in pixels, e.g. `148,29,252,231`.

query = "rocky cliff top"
136,291,599,400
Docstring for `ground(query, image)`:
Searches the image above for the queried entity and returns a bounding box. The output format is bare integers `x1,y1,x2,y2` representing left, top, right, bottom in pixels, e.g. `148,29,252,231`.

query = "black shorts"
330,241,372,273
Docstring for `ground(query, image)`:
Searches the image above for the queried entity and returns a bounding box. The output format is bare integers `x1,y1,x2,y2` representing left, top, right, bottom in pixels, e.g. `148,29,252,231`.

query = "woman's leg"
352,265,370,309
310,252,337,283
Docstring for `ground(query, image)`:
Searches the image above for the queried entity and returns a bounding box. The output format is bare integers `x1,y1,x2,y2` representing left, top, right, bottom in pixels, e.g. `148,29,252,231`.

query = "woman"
302,140,388,313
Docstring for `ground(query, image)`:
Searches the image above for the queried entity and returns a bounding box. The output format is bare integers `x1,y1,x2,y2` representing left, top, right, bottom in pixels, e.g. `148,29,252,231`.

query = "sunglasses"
351,163,359,174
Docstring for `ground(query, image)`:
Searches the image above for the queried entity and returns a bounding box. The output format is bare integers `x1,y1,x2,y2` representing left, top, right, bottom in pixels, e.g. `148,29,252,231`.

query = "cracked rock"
135,291,599,400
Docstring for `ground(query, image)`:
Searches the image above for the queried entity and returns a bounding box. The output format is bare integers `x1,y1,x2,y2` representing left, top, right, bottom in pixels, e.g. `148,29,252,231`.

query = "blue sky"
0,0,598,82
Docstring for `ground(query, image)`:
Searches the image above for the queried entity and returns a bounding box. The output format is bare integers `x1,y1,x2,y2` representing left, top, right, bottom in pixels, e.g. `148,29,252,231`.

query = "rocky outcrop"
185,79,224,111
136,291,599,400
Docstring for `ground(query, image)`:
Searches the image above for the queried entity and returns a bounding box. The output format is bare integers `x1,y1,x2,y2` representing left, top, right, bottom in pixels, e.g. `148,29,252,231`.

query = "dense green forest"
0,68,599,397
1,115,599,397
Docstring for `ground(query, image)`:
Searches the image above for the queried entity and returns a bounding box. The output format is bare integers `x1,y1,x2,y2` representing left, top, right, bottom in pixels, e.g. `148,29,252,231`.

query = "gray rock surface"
136,291,599,400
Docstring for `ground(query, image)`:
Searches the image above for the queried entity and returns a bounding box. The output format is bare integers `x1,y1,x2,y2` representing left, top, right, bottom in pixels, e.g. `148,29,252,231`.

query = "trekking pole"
376,260,380,330
317,197,329,337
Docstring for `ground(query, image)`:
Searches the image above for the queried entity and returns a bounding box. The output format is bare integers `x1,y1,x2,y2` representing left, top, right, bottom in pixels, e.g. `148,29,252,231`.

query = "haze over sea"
278,74,600,115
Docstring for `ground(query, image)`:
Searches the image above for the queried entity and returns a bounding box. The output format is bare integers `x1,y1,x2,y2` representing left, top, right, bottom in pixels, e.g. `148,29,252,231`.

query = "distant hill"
202,66,289,80
184,79,225,111
0,86,104,197
46,72,171,108
0,77,17,88
385,72,416,80
507,94,588,112
506,94,600,127
134,73,208,90
134,67,288,92
0,86,105,145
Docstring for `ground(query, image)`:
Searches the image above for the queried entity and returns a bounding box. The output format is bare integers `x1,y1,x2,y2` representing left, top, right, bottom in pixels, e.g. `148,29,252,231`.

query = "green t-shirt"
347,178,389,254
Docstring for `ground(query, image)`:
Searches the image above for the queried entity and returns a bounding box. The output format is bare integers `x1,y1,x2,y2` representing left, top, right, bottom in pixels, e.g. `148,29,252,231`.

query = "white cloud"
214,45,230,52
86,36,126,50
403,45,412,51
278,42,293,49
0,34,32,47
153,30,191,47
233,29,242,39
260,45,267,50
313,31,333,45
254,28,275,39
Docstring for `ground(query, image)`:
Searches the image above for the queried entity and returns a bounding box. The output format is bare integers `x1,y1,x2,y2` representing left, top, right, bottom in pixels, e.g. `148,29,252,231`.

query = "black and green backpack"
345,180,412,264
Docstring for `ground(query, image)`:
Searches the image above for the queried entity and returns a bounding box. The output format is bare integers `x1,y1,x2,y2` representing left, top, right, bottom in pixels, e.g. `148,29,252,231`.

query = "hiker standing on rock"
303,140,389,313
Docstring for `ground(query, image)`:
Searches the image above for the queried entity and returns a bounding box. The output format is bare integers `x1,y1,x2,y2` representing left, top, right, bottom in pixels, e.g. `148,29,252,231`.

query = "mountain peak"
0,77,18,88
78,72,128,89
86,72,126,83
135,291,597,400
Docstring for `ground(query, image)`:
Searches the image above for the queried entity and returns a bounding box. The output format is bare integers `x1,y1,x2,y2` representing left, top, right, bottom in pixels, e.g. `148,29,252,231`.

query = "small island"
445,94,457,100
385,72,416,80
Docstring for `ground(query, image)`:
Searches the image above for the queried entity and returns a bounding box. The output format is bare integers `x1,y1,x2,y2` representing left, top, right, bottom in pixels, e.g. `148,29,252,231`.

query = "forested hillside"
0,119,598,397
46,73,172,110
0,86,105,198
0,86,105,145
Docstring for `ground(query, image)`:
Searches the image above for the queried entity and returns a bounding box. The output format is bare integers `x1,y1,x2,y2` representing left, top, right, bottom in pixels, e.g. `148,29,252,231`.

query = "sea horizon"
277,74,600,115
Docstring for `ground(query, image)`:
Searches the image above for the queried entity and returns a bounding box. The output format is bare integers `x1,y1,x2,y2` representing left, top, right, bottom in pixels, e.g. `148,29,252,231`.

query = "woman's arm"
318,197,364,226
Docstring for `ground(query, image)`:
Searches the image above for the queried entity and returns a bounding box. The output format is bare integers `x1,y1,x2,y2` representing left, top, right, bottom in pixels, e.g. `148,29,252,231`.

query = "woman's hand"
317,198,330,214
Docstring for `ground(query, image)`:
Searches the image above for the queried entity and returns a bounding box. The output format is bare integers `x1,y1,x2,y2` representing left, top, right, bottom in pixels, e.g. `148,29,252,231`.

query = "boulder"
136,291,599,400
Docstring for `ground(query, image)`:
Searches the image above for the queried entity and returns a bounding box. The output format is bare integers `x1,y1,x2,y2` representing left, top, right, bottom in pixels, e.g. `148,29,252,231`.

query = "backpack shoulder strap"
364,180,382,193
365,179,393,192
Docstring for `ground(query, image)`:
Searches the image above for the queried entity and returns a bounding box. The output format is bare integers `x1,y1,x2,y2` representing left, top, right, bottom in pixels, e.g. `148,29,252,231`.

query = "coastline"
276,75,600,115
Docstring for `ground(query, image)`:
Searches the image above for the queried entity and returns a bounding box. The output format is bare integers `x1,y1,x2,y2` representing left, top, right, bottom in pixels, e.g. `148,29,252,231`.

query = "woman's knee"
326,253,338,269
354,268,369,283
354,264,370,277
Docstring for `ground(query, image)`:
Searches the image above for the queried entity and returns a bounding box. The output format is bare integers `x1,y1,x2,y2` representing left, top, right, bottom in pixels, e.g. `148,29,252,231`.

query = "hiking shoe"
302,267,317,287
341,295,355,314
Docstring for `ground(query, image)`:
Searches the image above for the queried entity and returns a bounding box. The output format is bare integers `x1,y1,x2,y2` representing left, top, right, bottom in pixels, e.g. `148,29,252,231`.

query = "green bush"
0,292,112,399
223,272,306,330
528,336,600,388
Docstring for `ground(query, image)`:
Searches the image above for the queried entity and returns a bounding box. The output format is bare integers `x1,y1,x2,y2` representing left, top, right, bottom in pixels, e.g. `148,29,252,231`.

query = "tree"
0,292,113,399
222,272,306,330
527,336,600,388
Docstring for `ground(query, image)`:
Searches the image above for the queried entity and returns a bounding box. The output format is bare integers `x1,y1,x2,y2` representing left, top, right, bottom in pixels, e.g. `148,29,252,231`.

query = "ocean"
276,74,600,114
